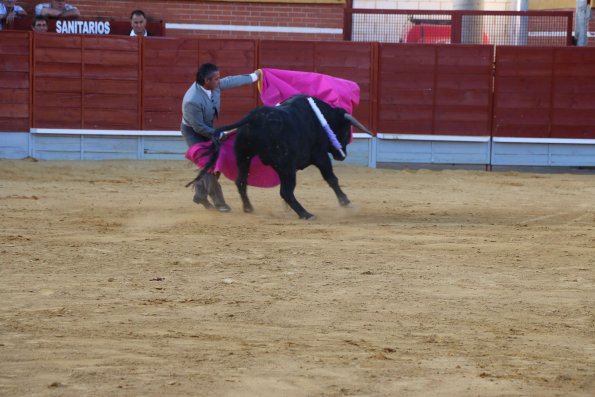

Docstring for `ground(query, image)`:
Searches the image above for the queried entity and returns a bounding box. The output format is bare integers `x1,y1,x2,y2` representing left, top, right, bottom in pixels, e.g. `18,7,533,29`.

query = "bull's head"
328,111,373,162
308,96,373,162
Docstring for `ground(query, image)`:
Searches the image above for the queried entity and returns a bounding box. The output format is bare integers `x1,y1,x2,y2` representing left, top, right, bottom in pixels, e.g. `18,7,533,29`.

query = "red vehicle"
405,23,489,44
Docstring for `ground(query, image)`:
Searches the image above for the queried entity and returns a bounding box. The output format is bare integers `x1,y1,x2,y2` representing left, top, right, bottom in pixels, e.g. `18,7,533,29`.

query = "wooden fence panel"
33,34,82,129
82,36,140,130
551,47,595,138
493,46,554,137
378,45,436,134
378,44,493,135
0,32,30,132
494,46,595,139
434,45,493,136
260,41,315,71
143,38,199,130
6,34,595,146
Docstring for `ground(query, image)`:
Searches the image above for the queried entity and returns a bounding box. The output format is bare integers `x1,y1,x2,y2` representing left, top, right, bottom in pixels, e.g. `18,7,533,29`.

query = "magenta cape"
185,68,361,188
259,68,360,113
185,137,280,188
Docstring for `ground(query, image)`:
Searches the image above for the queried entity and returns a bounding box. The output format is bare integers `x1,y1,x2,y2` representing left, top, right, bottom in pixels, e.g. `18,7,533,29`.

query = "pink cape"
186,68,361,188
259,68,360,113
185,136,280,188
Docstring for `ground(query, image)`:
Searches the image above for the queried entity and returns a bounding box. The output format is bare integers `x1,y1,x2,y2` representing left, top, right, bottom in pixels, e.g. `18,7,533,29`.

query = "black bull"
191,95,373,220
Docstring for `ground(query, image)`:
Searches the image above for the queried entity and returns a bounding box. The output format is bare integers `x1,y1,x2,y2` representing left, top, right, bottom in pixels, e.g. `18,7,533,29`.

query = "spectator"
0,0,27,30
32,14,48,32
129,9,151,36
35,0,79,19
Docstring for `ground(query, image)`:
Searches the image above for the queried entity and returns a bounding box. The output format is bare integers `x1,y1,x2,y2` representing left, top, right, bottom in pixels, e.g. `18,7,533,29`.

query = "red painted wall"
377,44,493,136
494,46,595,138
0,32,30,132
32,34,141,129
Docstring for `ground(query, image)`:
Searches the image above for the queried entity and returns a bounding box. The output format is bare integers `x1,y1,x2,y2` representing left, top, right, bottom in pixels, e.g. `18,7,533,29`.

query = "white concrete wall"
353,0,513,11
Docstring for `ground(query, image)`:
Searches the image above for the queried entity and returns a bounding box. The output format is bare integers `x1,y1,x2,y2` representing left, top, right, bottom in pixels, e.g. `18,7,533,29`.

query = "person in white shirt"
0,0,27,30
35,0,80,19
129,9,151,37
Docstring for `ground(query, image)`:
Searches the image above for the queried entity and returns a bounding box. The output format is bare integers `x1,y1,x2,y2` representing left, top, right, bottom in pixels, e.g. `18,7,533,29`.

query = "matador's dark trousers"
181,123,228,209
193,172,226,208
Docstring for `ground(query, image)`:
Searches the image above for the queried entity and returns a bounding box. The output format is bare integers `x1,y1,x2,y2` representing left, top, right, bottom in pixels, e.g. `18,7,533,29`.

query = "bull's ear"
344,114,373,136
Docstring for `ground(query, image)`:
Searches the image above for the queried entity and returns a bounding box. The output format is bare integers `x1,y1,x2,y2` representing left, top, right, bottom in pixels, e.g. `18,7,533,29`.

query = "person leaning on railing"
0,0,27,30
35,0,80,19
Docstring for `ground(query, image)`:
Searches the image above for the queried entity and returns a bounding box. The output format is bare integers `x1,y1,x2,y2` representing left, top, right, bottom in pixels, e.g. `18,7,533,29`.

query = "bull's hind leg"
317,163,351,207
235,155,254,213
276,170,314,220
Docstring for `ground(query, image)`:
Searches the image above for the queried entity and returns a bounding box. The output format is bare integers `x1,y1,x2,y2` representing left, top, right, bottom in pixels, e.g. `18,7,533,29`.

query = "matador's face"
205,71,221,91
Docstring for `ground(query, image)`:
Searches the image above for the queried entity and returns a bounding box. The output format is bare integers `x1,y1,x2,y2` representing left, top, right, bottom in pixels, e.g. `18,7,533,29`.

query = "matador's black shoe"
214,203,231,213
193,195,214,210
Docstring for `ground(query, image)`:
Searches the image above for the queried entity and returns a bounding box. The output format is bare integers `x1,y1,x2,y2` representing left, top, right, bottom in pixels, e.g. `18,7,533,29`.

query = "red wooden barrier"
0,32,30,132
33,34,82,129
551,47,595,138
142,38,199,130
377,44,493,135
4,31,595,140
83,36,140,129
32,34,140,129
494,46,595,139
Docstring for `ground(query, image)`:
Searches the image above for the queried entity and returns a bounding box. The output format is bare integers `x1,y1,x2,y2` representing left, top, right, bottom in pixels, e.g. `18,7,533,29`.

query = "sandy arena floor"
0,159,594,397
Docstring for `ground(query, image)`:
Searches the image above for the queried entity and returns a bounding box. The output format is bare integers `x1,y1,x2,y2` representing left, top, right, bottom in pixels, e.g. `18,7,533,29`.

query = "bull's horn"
344,114,373,136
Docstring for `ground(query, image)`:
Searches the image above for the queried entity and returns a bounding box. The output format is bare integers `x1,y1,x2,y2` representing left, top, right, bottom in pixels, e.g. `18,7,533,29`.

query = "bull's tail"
185,110,256,188
184,143,221,188
212,110,255,135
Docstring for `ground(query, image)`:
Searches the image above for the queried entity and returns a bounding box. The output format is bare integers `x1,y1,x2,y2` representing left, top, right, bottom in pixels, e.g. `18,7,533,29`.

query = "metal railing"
344,9,574,46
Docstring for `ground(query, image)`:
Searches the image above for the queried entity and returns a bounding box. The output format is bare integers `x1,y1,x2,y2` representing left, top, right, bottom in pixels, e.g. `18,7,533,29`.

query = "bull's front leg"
317,163,351,207
277,170,314,220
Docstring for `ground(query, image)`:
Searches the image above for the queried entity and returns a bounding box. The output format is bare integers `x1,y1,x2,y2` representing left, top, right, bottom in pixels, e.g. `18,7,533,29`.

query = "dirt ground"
0,159,594,397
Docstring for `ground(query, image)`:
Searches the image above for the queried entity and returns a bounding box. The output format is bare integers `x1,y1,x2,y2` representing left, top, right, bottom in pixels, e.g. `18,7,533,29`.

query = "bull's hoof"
340,201,353,208
338,197,351,207
301,213,315,220
243,205,254,213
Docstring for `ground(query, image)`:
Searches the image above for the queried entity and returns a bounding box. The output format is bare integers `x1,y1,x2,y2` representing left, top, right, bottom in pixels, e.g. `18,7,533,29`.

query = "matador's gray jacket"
180,74,254,147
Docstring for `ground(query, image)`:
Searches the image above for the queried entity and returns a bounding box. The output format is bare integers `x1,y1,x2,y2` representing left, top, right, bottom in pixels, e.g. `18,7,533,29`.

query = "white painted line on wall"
166,23,342,35
30,129,371,139
31,128,182,136
493,137,595,145
377,133,491,142
31,130,595,145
